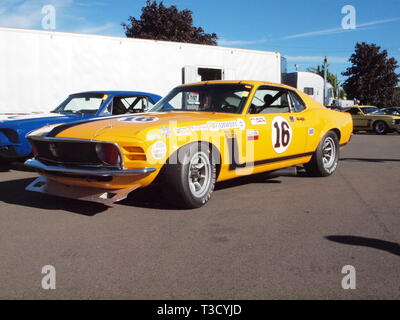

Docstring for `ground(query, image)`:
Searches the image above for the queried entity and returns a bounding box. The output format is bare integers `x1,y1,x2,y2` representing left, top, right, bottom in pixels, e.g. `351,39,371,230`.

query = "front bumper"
24,159,156,177
26,176,141,204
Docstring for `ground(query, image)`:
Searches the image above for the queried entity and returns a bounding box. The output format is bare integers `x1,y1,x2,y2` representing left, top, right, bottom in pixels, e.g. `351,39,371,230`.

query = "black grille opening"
33,141,100,164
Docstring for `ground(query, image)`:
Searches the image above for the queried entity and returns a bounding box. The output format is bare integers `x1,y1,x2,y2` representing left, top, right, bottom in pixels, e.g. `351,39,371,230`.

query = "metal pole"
323,57,328,106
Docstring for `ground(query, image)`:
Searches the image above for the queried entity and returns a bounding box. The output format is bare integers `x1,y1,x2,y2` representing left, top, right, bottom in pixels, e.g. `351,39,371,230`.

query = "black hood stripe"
46,114,146,138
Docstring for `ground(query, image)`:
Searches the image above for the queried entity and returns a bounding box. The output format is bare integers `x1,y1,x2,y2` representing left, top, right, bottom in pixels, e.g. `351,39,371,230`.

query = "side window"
249,87,291,114
106,96,154,115
304,87,314,95
289,92,306,113
348,108,360,115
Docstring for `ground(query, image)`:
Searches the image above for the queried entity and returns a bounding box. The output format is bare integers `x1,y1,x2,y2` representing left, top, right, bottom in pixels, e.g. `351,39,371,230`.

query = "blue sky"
1,0,399,81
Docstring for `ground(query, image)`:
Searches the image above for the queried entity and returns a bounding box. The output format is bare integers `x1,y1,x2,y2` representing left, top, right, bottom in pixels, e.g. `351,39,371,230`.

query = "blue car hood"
0,113,85,130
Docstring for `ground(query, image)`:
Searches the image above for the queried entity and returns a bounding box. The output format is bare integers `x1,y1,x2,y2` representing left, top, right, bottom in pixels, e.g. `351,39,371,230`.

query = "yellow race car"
344,105,400,135
25,81,353,208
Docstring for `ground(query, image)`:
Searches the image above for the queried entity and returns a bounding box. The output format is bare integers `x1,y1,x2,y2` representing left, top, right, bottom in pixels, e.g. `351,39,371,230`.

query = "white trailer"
282,71,325,105
0,27,284,113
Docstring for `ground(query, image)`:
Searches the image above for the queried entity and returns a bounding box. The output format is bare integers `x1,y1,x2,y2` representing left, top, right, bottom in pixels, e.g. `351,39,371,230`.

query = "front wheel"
304,131,339,177
373,121,388,135
162,143,216,209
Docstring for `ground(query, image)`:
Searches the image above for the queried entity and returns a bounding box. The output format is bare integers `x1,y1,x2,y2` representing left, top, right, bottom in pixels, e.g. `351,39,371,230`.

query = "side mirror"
357,111,363,115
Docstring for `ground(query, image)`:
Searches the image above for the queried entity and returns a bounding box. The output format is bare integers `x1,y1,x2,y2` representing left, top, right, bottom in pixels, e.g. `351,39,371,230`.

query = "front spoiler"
26,176,140,204
24,159,156,177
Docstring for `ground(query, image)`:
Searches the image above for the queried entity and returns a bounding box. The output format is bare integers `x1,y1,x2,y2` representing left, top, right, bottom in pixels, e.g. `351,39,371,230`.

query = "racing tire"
162,143,217,209
373,121,388,135
304,131,339,177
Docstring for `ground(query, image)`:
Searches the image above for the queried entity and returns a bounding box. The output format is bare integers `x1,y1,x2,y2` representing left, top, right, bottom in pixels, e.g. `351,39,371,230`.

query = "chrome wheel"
322,137,336,169
188,151,211,198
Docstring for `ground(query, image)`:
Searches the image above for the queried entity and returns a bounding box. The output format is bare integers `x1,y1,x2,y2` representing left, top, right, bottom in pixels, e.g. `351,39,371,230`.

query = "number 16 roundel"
272,116,292,154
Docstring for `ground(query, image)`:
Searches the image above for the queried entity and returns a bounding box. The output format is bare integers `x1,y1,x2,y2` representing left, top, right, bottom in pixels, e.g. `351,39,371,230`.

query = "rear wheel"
373,121,388,135
162,143,216,209
304,131,339,177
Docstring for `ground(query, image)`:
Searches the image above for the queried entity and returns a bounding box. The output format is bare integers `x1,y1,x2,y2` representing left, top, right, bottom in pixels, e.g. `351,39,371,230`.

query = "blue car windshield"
53,93,107,114
150,84,252,114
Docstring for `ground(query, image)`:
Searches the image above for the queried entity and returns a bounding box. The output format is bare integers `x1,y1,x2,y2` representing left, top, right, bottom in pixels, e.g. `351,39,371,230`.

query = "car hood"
0,113,82,127
0,113,82,129
47,112,245,141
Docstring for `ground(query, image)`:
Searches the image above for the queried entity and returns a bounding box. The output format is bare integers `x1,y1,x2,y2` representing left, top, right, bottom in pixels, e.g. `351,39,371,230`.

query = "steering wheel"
220,103,237,113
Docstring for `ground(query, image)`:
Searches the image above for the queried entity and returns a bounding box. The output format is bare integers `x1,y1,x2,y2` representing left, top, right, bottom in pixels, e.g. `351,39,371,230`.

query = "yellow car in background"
24,81,353,209
344,105,400,135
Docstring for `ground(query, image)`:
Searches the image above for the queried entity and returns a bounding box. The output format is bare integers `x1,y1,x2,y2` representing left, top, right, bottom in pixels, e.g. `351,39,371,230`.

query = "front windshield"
364,107,383,114
53,93,107,114
150,84,252,114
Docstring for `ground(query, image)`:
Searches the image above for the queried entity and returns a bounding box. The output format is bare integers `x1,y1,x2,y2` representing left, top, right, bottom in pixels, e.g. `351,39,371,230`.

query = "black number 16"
274,121,290,148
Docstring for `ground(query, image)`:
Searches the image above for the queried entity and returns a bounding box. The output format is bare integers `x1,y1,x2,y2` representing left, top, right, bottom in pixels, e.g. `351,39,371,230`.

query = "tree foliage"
342,42,399,107
122,0,218,45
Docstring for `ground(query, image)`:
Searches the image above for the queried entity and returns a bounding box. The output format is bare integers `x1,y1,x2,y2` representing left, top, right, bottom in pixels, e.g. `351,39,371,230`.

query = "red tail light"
95,143,121,166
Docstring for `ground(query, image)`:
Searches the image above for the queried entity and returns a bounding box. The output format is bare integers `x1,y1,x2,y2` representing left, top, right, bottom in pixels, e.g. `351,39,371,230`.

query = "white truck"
0,27,326,113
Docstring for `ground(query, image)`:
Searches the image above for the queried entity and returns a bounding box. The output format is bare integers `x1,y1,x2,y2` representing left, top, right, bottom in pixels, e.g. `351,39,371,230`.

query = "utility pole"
323,57,328,106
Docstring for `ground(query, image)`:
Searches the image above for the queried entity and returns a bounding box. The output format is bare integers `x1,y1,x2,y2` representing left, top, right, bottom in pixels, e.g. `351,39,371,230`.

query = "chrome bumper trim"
24,159,156,176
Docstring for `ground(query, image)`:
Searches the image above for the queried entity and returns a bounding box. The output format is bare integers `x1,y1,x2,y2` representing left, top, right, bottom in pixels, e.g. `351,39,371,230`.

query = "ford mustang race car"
25,81,353,208
344,105,400,134
0,91,161,162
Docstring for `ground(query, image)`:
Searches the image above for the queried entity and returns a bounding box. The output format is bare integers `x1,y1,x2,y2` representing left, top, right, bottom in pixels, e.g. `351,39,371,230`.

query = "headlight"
95,143,121,166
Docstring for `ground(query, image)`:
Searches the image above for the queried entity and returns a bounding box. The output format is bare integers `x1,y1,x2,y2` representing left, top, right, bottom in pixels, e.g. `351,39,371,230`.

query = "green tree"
392,87,400,106
122,0,218,45
342,42,399,107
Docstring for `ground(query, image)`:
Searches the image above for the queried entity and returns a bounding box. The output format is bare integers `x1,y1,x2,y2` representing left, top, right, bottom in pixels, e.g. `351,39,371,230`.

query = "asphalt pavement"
0,134,399,299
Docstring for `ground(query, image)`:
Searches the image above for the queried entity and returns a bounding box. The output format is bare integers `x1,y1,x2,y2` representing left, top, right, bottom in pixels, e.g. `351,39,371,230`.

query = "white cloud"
75,22,115,34
218,39,269,46
283,17,400,40
0,0,74,29
285,55,348,63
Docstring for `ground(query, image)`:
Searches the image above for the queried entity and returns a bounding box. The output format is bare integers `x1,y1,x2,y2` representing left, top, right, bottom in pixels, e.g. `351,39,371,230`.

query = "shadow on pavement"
119,171,285,210
0,161,35,173
0,178,108,216
340,158,400,163
326,235,400,257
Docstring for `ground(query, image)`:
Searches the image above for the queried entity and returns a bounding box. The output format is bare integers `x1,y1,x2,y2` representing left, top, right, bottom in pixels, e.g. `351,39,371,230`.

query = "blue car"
0,91,162,162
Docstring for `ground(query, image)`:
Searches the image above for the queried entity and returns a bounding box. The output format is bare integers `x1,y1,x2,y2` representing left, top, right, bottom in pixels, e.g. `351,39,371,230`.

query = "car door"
244,86,309,170
349,107,369,128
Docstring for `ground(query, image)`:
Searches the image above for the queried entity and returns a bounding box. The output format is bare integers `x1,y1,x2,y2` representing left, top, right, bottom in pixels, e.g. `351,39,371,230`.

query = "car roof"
71,91,162,99
179,80,295,90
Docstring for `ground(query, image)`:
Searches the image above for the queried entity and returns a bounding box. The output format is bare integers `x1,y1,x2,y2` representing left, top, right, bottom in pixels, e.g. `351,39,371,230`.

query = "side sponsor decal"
271,116,292,154
160,126,172,138
208,119,246,131
118,116,159,123
247,130,259,141
250,116,267,125
174,127,191,136
146,133,161,141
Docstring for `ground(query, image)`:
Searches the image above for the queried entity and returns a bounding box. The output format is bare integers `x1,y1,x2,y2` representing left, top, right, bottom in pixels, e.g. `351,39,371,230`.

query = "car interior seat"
112,99,128,115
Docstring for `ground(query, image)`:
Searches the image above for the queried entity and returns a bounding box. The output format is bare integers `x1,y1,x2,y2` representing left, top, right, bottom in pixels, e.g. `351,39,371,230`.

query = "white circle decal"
151,141,167,160
118,116,159,123
271,116,292,154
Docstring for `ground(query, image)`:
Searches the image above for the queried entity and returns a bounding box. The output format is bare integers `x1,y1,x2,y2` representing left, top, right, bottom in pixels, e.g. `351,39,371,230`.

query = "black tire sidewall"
308,131,340,177
165,143,216,208
374,121,388,135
